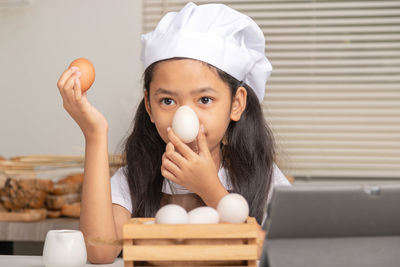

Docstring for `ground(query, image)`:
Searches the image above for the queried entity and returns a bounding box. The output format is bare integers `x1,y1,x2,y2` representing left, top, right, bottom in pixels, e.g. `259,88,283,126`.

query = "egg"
187,207,219,224
172,105,199,143
155,204,188,224
68,58,95,93
217,193,249,223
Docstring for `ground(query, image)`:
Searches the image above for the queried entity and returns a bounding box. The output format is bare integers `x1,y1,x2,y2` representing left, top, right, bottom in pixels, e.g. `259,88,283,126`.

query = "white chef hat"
141,2,272,103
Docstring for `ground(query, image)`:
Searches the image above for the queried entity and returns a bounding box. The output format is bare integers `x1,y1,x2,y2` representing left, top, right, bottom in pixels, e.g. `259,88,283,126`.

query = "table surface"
0,255,259,267
0,255,123,267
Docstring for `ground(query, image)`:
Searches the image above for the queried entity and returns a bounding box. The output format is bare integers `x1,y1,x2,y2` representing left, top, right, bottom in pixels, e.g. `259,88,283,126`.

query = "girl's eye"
161,98,175,105
199,97,213,105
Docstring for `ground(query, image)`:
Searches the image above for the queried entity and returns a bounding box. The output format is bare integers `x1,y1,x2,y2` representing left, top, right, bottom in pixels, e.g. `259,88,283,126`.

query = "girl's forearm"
79,133,119,263
200,183,229,208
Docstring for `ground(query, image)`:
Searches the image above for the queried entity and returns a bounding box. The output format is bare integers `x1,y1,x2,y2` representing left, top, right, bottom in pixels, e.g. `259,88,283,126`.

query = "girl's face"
145,59,246,159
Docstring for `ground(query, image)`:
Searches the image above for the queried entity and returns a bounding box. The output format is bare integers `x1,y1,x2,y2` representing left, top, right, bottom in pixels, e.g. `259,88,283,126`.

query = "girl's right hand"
57,67,109,139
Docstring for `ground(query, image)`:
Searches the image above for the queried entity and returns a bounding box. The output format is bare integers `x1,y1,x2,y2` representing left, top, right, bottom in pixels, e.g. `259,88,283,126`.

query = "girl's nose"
171,105,200,143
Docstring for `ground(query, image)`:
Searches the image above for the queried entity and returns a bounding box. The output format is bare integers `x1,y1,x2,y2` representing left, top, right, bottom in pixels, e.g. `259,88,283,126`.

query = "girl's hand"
57,67,108,139
161,125,228,207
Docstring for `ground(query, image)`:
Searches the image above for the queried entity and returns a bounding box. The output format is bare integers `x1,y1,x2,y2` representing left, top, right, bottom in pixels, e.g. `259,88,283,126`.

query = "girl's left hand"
161,125,228,205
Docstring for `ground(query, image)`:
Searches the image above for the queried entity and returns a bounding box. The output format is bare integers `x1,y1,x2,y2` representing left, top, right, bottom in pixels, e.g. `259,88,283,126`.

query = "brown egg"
68,58,95,93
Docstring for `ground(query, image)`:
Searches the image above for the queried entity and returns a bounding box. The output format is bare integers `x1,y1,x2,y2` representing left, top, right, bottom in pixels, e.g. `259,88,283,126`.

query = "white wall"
0,0,143,158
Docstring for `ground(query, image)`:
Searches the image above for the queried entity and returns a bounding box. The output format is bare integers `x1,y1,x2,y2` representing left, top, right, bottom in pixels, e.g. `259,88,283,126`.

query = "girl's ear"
144,90,155,123
230,86,247,121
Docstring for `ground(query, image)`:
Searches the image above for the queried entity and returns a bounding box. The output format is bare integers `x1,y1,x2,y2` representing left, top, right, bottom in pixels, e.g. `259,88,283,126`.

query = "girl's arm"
57,67,130,263
81,134,131,263
80,134,120,263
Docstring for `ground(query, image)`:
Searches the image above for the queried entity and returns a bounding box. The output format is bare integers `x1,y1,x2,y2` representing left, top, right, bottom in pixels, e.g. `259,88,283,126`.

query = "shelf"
0,218,79,242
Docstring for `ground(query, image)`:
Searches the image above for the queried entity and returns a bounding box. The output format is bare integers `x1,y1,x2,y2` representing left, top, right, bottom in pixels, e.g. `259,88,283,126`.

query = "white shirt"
110,163,290,223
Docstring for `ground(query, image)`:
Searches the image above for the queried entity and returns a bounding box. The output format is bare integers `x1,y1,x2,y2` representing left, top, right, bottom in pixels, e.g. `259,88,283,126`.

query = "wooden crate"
123,217,264,267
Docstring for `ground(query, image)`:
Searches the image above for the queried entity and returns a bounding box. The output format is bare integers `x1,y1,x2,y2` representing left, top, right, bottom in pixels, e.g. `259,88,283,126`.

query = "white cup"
43,229,87,267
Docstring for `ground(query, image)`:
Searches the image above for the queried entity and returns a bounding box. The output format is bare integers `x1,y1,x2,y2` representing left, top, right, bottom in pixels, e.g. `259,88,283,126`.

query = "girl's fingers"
197,124,210,156
57,67,79,91
161,154,178,182
61,75,76,106
167,127,197,160
58,69,76,102
62,72,81,103
161,167,176,183
165,142,186,169
162,152,182,178
73,75,82,101
166,142,174,153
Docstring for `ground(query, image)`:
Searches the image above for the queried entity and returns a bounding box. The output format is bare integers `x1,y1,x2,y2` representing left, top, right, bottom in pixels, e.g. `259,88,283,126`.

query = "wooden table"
0,255,123,266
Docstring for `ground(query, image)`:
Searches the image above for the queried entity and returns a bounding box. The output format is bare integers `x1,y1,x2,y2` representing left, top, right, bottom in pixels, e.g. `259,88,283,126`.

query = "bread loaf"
61,202,80,217
49,183,81,195
57,173,83,184
47,209,61,218
46,193,81,210
0,208,47,222
0,178,53,211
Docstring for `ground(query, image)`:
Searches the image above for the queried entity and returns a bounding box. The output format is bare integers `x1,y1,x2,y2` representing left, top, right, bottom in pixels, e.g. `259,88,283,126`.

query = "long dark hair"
123,58,275,223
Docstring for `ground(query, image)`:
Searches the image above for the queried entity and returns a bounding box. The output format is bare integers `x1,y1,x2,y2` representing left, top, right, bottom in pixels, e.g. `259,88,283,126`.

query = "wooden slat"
124,223,258,239
123,244,258,261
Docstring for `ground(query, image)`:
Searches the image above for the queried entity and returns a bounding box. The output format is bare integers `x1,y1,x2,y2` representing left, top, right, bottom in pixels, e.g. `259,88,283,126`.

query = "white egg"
187,207,219,224
155,204,188,224
172,105,199,143
217,193,249,223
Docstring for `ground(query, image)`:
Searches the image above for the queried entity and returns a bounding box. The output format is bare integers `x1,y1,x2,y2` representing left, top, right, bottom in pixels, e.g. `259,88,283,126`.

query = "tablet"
260,183,400,267
264,183,400,237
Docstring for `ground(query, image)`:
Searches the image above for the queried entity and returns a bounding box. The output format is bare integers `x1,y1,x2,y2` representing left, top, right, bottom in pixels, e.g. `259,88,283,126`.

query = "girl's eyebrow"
191,87,217,95
154,88,177,96
154,87,217,96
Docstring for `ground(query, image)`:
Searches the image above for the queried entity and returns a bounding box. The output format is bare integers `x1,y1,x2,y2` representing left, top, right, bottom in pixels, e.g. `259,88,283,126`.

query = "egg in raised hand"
68,58,95,93
171,105,199,143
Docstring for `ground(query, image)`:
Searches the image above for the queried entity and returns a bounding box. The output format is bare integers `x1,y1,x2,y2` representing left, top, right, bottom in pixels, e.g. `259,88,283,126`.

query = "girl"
57,2,290,264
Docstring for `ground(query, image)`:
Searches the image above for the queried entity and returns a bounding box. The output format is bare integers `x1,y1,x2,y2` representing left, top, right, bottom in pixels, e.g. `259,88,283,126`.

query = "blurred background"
143,0,400,180
0,0,399,256
1,0,399,179
0,0,142,159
